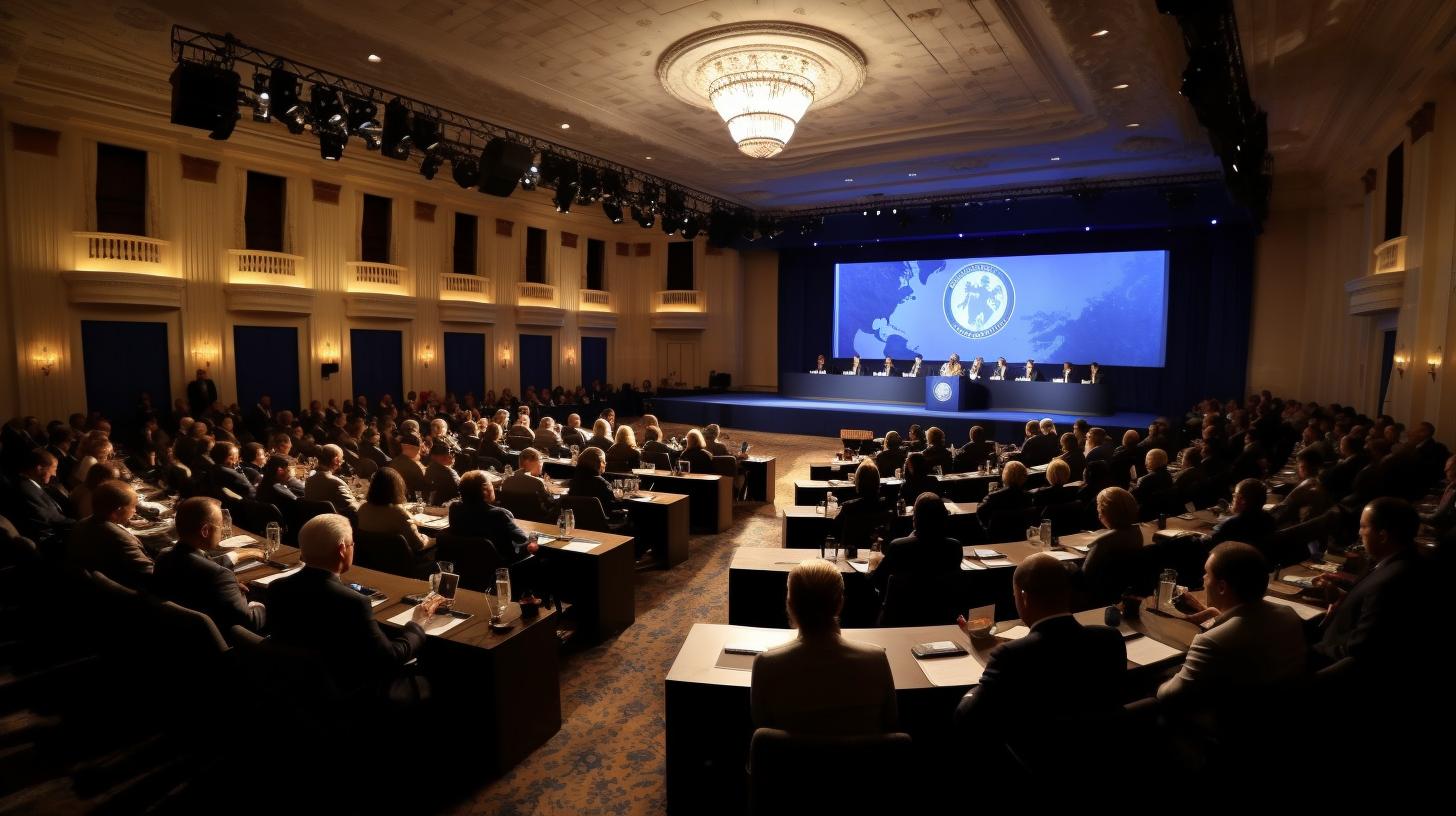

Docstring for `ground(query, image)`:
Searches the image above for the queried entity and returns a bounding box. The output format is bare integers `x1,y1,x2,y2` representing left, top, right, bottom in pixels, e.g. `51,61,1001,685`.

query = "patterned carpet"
453,424,830,816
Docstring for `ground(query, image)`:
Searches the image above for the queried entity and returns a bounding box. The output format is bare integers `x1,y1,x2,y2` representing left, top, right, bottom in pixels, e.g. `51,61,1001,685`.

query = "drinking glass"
644,461,656,473
894,468,903,479
934,465,944,477
264,521,281,559
495,567,513,605
221,509,233,539
1157,568,1178,611
678,460,690,474
565,509,576,537
1027,526,1040,543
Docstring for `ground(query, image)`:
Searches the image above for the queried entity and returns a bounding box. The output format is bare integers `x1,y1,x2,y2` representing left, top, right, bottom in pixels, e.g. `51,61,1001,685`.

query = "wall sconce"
420,342,435,369
33,345,58,376
1394,346,1408,378
499,343,513,367
192,341,218,370
564,346,577,366
1429,347,1443,379
320,340,340,380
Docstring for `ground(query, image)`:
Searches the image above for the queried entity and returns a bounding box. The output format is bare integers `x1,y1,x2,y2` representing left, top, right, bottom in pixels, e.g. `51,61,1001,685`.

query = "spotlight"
682,214,703,239
169,61,240,141
309,84,345,129
268,67,304,133
577,167,601,203
639,182,661,214
419,151,444,180
452,153,480,188
538,153,572,186
251,70,271,123
479,138,533,197
601,169,626,201
520,171,538,191
554,179,579,213
602,198,624,223
319,132,346,161
632,205,655,229
411,115,442,153
707,210,736,246
345,96,380,148
661,213,677,236
381,98,412,159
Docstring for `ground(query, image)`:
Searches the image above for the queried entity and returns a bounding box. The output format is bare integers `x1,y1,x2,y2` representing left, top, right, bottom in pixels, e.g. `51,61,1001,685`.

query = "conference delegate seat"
354,457,379,479
711,455,748,500
877,572,961,627
497,490,558,525
981,506,1041,543
283,499,340,544
221,497,284,544
475,456,504,473
559,495,629,535
1003,708,1136,792
748,728,911,816
353,530,432,579
643,450,673,471
1042,500,1087,536
433,530,505,592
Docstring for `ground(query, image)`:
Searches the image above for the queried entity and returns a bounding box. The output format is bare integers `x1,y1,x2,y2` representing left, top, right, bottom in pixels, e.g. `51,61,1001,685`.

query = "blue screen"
833,250,1170,367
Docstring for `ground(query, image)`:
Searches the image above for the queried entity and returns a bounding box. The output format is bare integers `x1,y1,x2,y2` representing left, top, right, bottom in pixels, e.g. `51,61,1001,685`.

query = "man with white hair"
305,444,360,513
561,413,587,448
534,416,563,452
1015,418,1062,467
266,514,441,696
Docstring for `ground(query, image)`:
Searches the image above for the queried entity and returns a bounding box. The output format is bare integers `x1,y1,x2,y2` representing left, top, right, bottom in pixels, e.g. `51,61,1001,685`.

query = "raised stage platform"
654,392,1159,441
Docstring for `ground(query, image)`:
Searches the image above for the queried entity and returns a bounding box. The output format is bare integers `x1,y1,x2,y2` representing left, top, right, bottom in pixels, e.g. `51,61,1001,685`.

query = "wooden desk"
625,490,692,567
780,501,979,548
517,519,637,641
629,469,733,533
240,541,561,774
740,456,777,503
792,469,1040,505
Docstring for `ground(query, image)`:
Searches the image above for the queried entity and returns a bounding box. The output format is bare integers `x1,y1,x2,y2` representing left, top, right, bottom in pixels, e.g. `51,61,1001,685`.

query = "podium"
924,375,969,412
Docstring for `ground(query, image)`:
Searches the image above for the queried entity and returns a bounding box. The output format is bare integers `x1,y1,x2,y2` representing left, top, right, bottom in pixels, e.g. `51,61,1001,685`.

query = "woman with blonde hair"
606,424,642,472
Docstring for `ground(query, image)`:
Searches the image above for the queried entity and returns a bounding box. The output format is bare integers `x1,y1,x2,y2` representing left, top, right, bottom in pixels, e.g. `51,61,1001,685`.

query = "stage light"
268,67,305,132
661,214,677,235
452,153,480,188
251,71,271,122
1210,218,1218,225
346,96,380,148
555,179,579,213
411,115,442,153
310,84,345,128
683,214,703,239
169,60,240,140
1084,225,1091,231
632,205,655,229
381,98,412,159
520,169,538,191
602,198,624,223
419,151,443,180
577,167,601,203
602,169,626,201
319,132,345,161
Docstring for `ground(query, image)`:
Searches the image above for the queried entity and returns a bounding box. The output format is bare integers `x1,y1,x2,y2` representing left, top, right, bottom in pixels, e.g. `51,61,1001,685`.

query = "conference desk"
537,458,693,567
664,608,1199,814
792,466,1045,505
628,469,734,533
740,456,777,503
781,500,980,549
781,372,1114,415
236,537,562,774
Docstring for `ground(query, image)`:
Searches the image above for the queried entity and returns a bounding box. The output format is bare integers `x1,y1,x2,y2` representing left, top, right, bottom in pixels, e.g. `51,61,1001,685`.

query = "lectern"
924,375,968,412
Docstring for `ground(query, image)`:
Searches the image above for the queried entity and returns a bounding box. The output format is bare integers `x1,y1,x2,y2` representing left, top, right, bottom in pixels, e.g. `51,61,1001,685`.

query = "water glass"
934,465,944,477
644,461,656,473
264,521,282,559
221,509,233,539
678,460,691,474
1027,526,1040,543
1157,568,1178,611
565,509,576,537
495,567,513,605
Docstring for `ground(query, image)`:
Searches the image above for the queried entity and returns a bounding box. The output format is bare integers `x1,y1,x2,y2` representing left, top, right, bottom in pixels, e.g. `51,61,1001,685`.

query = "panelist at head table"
939,353,963,377
813,354,827,374
881,356,895,376
847,354,862,375
1088,361,1104,384
967,356,984,380
907,354,923,376
992,357,1008,380
1019,359,1040,381
1060,361,1074,383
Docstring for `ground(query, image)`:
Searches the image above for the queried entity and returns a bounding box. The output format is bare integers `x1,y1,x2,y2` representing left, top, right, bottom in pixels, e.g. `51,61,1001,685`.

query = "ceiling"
3,0,1231,209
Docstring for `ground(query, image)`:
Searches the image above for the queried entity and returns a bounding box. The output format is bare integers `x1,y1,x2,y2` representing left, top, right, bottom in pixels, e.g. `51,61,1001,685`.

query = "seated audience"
1016,418,1060,467
640,425,676,469
679,429,714,474
7,449,75,552
585,419,614,452
259,455,304,508
499,447,557,519
1206,479,1277,557
1109,429,1145,488
209,442,254,500
424,443,461,506
951,425,993,473
871,493,961,598
153,496,266,633
703,424,731,457
875,430,908,475
1029,458,1075,507
534,417,563,452
357,468,428,553
477,422,511,467
66,481,150,590
1080,487,1144,603
1130,448,1173,509
387,433,429,499
920,426,952,473
448,471,532,563
69,461,120,520
606,425,643,472
751,559,897,735
305,444,360,514
1056,432,1086,481
977,460,1031,529
835,461,885,553
1271,448,1330,526
897,451,939,503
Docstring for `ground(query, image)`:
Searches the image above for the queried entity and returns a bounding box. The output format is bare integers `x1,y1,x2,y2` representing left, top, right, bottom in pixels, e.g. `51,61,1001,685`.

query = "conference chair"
981,506,1041,543
475,456,504,473
354,457,379,479
497,489,559,524
1003,707,1134,791
559,495,629,534
711,455,749,500
285,499,339,543
1042,500,1087,536
353,530,432,579
643,450,673,471
877,572,962,627
433,530,505,592
748,728,911,816
1265,511,1333,568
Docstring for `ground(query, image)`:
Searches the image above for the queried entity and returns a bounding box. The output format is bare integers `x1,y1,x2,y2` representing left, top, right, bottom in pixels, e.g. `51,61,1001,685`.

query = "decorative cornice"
514,304,566,327
225,283,315,314
12,123,60,156
62,270,184,309
1408,102,1436,143
650,312,708,331
344,293,416,320
312,180,341,204
180,154,220,183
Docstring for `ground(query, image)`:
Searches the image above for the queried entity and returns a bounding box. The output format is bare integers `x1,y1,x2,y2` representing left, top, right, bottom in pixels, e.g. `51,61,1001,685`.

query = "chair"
877,572,962,627
284,499,338,543
748,728,911,816
497,489,559,524
643,450,673,471
353,530,429,578
475,456,504,473
559,495,629,534
433,530,505,592
981,506,1040,543
354,457,379,479
710,455,748,500
1042,500,1087,536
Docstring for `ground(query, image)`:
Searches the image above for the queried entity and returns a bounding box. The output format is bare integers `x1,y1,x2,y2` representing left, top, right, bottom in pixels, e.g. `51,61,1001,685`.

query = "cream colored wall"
739,249,779,391
0,93,778,420
1248,77,1456,436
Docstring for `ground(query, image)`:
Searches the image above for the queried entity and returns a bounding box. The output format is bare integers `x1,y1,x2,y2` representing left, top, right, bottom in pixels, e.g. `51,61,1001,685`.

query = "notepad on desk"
1046,550,1080,561
996,625,1031,641
960,559,986,571
252,566,302,585
1125,635,1183,666
971,548,1001,559
386,607,469,636
980,557,1015,568
1265,595,1325,621
914,648,985,687
561,540,600,553
219,534,256,549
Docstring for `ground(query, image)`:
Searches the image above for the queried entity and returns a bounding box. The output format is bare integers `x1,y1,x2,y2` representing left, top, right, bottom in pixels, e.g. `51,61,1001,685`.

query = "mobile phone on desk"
911,641,968,659
347,582,386,601
435,572,459,600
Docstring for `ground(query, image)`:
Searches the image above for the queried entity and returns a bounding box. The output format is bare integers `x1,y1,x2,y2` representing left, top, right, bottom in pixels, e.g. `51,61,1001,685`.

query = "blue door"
444,331,486,402
582,336,608,391
519,334,552,395
350,328,403,404
234,325,299,412
82,320,170,436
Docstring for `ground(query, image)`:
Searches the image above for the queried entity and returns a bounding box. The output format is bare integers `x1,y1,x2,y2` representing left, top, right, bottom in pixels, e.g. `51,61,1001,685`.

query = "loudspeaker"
170,61,240,140
479,138,534,197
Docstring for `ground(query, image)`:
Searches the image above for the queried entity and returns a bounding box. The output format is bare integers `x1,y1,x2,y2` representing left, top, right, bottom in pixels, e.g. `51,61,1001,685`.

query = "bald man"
153,496,266,633
266,514,440,696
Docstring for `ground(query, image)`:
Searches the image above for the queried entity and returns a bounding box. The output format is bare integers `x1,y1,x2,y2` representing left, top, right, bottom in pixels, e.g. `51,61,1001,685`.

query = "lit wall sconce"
499,343,513,367
1429,347,1443,379
564,346,577,366
33,345,58,376
420,342,435,369
1394,346,1408,378
320,340,340,380
192,341,218,370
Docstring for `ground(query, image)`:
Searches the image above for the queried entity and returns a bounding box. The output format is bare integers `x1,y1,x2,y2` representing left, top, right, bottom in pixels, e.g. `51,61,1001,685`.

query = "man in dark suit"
498,447,557,521
1206,479,1277,556
209,442,255,500
875,431,908,476
448,474,531,563
561,414,588,449
1016,419,1060,467
187,368,218,419
954,553,1126,761
266,514,440,698
153,497,266,634
388,433,429,498
425,443,461,505
66,481,152,591
1084,427,1115,467
871,493,962,598
45,426,79,490
259,456,305,508
1130,448,1174,510
1109,429,1145,488
920,427,953,473
1087,361,1106,384
7,449,75,553
1319,435,1367,502
1407,421,1449,492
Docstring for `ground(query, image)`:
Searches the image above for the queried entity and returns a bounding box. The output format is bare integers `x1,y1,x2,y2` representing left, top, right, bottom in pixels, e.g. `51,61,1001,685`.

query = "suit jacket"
265,566,425,695
834,494,885,551
977,485,1032,525
1319,454,1367,501
920,444,953,474
67,515,153,591
476,441,512,467
680,447,714,474
356,503,428,552
567,474,618,511
641,440,677,468
1024,434,1062,468
1085,442,1115,467
153,544,265,633
447,501,529,563
1157,600,1306,719
506,427,536,450
751,634,898,735
1207,508,1277,554
874,446,908,476
1313,549,1431,680
898,474,939,503
706,440,732,458
585,434,613,453
211,465,255,501
1088,367,1106,384
561,427,588,448
954,615,1125,746
305,470,360,513
1109,445,1147,487
425,461,461,505
872,532,962,595
499,471,557,519
8,477,75,551
1081,526,1146,603
261,480,301,508
1019,367,1041,381
187,379,218,416
952,441,994,473
388,455,429,497
362,443,390,469
1271,477,1331,526
1029,483,1077,508
47,445,78,487
533,428,563,452
1130,468,1174,504
605,442,642,472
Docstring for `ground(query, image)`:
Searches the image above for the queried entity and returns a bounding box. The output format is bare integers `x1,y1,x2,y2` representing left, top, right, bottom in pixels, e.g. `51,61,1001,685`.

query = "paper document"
972,548,1001,559
562,540,600,553
847,560,871,574
386,607,469,636
1125,635,1183,665
979,557,1015,568
724,629,796,655
1046,550,1079,561
252,566,302,585
630,495,656,502
219,535,255,549
411,514,449,528
960,559,986,571
996,625,1031,640
915,648,986,687
1264,595,1325,621
1073,608,1137,637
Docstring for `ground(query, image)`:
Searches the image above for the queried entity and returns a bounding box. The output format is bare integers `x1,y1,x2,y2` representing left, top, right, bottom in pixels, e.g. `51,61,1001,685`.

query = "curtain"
234,325,299,412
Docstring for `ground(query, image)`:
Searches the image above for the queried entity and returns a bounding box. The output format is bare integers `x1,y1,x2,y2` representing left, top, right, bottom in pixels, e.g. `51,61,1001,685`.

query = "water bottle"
265,521,282,559
504,464,514,478
826,492,838,518
558,509,570,538
221,508,233,540
1039,521,1053,550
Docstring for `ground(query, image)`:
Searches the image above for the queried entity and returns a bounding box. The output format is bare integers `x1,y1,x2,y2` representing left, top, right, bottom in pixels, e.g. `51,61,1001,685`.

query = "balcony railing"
579,289,612,311
654,290,704,312
1373,236,1408,275
228,249,304,285
440,273,492,302
73,231,172,275
517,281,559,305
345,261,412,296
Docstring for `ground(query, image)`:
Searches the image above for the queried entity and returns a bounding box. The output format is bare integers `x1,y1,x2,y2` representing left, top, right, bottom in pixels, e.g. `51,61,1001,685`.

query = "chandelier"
659,23,866,159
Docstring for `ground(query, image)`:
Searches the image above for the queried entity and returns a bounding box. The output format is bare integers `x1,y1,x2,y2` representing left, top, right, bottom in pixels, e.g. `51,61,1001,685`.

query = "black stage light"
661,213,677,235
602,198,624,223
632,205,655,229
601,169,626,201
682,213,702,239
319,131,345,161
639,182,661,214
538,152,573,186
452,153,480,188
479,138,533,197
419,151,444,180
169,60,240,140
520,172,538,191
381,98,412,159
346,96,380,148
251,70,271,123
268,67,304,132
577,167,601,203
411,115,442,153
310,84,345,129
554,179,579,213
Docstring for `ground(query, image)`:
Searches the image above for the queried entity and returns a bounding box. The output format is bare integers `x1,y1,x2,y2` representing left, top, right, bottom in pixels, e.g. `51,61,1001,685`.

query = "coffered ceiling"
2,0,1227,208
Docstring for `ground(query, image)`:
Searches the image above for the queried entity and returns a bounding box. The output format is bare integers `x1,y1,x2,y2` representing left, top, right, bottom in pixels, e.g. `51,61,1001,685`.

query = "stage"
653,392,1159,441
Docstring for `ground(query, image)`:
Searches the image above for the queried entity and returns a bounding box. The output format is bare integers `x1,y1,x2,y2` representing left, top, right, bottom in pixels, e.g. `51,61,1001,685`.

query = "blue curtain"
582,336,608,390
519,334,552,395
82,320,170,435
233,325,299,412
350,328,403,404
778,225,1256,418
444,331,485,401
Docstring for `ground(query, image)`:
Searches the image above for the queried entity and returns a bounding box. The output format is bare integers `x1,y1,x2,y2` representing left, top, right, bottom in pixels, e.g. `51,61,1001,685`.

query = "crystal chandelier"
659,23,866,159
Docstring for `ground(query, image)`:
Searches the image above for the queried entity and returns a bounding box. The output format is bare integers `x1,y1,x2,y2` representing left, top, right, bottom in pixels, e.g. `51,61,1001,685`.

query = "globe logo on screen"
933,382,952,402
943,262,1015,339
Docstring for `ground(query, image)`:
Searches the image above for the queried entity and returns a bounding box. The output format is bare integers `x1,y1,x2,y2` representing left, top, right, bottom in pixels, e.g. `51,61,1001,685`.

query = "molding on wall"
12,123,60,155
344,293,417,320
62,270,184,309
577,311,619,329
1345,270,1407,315
438,300,500,324
312,180,341,204
225,283,316,314
180,154,220,183
514,304,566,327
649,313,708,331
